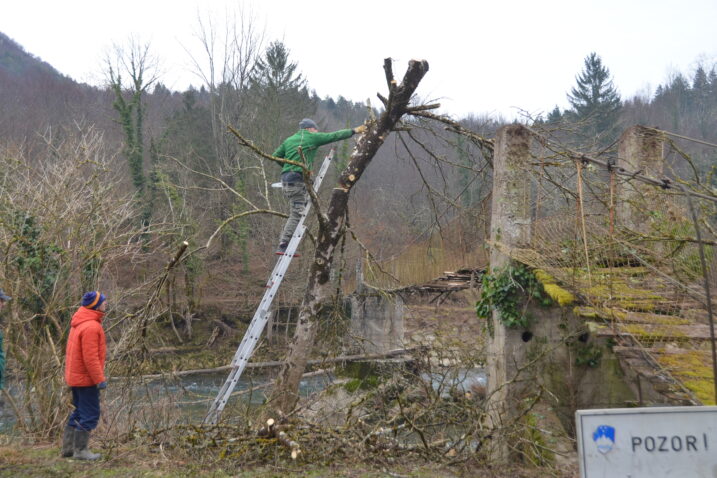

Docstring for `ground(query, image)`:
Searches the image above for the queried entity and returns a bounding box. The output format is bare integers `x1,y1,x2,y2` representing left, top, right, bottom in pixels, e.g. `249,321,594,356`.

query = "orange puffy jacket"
64,306,106,387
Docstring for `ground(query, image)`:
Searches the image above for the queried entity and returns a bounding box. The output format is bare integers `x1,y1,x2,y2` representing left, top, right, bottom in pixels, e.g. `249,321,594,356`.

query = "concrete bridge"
483,123,717,461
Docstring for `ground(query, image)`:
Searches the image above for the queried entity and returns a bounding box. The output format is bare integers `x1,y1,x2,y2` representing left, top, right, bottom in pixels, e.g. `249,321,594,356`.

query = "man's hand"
98,381,107,390
353,125,367,135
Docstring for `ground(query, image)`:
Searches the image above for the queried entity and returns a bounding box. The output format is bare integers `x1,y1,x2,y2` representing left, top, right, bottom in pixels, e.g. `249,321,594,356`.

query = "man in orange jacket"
61,291,107,460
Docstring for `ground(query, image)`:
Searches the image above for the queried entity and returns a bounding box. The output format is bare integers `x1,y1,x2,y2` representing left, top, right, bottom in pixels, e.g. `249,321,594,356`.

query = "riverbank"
0,291,579,477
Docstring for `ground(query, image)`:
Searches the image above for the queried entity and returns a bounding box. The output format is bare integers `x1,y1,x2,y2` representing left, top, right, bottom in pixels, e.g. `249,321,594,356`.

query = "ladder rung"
204,151,336,425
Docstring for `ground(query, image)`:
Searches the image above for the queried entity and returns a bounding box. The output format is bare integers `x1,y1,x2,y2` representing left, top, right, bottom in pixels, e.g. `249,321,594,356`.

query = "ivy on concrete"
574,342,603,368
475,263,552,330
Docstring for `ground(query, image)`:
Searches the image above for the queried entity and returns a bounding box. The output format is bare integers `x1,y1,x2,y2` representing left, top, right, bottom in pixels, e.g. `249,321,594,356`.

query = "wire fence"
491,125,717,405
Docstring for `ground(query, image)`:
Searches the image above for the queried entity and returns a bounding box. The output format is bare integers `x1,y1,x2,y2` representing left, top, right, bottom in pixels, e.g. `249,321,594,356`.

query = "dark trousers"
67,386,100,431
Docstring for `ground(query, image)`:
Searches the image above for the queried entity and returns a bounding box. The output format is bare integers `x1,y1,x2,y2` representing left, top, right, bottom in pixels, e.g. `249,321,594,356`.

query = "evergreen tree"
567,52,622,145
247,41,314,150
692,65,708,92
546,106,562,124
691,66,711,136
707,68,717,103
251,41,306,91
654,73,690,130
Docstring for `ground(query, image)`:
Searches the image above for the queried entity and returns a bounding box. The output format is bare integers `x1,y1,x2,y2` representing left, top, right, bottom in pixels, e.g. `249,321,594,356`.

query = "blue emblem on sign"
593,425,616,454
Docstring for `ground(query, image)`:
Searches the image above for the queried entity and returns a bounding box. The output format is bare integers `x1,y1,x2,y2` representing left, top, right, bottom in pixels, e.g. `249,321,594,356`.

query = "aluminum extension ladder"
204,149,335,424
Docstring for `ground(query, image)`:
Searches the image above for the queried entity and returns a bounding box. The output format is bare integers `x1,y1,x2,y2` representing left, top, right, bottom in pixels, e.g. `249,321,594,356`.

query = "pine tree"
708,68,717,100
546,106,562,124
657,73,690,131
247,40,314,150
250,41,306,91
567,52,621,144
243,41,314,271
692,65,711,136
692,65,708,91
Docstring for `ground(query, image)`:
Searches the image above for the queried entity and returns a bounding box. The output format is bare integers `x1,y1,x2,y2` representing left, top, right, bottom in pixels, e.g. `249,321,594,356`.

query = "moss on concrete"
657,351,713,377
681,378,716,405
534,269,575,306
584,283,664,302
622,324,687,340
591,267,648,276
574,306,601,318
654,351,716,405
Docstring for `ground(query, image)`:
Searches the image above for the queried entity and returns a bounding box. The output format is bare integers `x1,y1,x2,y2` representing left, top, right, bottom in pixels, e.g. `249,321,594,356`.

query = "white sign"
576,406,717,478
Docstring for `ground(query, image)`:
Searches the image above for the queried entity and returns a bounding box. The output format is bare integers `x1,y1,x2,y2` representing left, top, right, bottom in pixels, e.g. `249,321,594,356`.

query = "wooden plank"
595,323,714,341
114,347,422,381
575,307,693,325
614,346,713,357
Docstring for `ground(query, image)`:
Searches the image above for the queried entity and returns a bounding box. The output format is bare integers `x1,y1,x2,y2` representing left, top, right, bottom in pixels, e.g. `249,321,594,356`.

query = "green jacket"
274,128,354,174
0,330,5,390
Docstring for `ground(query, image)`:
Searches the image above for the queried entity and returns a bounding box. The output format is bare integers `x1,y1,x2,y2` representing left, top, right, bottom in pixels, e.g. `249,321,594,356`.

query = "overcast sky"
2,0,716,119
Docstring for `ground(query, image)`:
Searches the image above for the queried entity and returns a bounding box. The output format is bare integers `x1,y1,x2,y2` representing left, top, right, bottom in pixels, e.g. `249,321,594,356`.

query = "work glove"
97,381,107,390
353,124,367,135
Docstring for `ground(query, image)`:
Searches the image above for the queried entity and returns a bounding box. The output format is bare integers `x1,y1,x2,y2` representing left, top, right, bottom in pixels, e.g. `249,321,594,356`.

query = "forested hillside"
2,27,716,344
2,29,716,353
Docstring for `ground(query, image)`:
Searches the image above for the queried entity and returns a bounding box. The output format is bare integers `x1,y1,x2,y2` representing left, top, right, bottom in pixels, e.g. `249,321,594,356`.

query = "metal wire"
680,183,717,403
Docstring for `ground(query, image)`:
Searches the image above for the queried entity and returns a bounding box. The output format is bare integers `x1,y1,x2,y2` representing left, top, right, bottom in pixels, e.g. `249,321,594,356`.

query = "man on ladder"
205,118,367,424
274,118,367,255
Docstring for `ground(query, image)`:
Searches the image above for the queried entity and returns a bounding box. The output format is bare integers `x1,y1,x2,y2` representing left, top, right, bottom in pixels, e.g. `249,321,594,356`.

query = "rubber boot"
60,425,75,458
72,429,101,460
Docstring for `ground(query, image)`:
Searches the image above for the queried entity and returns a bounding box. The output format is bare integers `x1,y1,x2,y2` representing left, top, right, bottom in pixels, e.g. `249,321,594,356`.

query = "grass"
0,440,468,478
0,428,576,477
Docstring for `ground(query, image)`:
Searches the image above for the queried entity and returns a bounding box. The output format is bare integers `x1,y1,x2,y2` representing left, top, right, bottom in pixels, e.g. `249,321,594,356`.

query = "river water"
0,370,336,432
0,367,486,432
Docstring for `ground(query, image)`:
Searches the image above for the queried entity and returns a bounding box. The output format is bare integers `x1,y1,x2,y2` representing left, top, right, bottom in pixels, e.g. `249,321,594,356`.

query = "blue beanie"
299,118,318,130
81,291,106,310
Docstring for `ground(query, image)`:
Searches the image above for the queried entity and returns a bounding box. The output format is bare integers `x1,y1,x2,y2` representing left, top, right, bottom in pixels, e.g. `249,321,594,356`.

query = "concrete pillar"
347,291,404,354
616,126,665,231
486,124,532,461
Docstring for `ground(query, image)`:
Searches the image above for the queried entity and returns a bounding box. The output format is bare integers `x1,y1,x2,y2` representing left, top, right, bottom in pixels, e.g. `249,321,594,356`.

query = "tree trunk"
268,58,430,415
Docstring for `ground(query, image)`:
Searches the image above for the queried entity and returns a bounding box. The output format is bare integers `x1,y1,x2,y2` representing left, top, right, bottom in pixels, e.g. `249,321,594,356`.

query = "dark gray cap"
0,289,11,301
299,118,318,130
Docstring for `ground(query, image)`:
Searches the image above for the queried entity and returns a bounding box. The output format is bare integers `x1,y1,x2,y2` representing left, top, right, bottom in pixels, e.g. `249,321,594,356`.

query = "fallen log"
112,347,421,381
258,418,301,460
278,430,301,460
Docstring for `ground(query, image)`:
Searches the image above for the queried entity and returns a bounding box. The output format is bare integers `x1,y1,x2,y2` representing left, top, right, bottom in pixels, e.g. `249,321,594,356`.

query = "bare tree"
185,7,266,265
186,6,264,167
265,59,432,415
0,124,150,436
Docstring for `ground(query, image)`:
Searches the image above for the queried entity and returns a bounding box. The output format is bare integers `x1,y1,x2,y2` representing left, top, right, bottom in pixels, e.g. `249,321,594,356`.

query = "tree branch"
227,125,308,174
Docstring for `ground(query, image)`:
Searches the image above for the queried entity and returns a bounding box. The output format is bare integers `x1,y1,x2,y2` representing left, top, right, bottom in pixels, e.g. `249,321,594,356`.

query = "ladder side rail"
205,366,243,423
205,150,334,424
228,225,305,367
204,228,306,421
